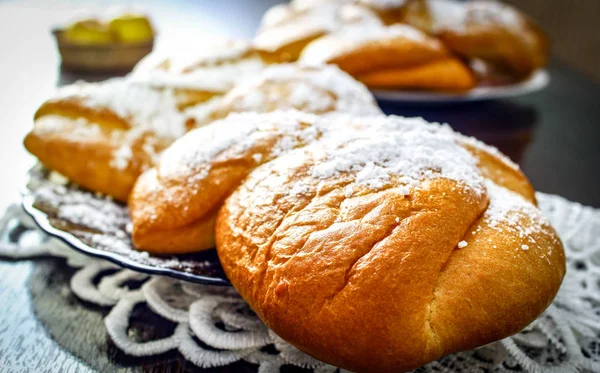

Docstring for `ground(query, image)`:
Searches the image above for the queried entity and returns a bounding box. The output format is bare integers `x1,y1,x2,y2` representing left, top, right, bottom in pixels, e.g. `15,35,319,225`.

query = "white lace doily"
1,193,599,373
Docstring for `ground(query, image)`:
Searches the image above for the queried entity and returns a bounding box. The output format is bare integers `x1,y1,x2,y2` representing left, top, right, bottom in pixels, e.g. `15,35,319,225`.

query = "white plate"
372,69,549,104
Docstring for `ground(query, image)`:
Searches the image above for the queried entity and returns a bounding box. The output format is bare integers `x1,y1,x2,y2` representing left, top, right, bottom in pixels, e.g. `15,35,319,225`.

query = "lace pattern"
1,193,599,372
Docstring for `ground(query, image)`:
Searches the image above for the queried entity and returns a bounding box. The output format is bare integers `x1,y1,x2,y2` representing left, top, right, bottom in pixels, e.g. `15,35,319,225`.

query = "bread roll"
215,115,565,372
188,63,382,128
300,24,475,91
130,110,536,258
24,79,185,201
129,111,336,253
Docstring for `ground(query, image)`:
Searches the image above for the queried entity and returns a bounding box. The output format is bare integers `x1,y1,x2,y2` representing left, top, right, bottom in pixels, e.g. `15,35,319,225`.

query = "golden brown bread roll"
24,79,186,201
300,24,476,91
129,111,336,253
215,115,565,372
130,109,536,257
254,2,382,62
188,63,382,128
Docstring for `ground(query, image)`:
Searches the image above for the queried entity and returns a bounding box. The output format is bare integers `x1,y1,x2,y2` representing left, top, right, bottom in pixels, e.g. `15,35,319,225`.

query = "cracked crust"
216,140,565,372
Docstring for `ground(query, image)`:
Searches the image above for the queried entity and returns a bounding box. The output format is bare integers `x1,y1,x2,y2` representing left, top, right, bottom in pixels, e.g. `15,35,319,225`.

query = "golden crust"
215,138,565,372
24,115,167,202
299,24,476,91
129,111,327,253
24,79,183,201
357,57,475,91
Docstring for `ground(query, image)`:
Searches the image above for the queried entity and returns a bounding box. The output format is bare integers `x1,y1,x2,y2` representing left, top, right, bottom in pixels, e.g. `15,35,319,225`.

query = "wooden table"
1,1,599,372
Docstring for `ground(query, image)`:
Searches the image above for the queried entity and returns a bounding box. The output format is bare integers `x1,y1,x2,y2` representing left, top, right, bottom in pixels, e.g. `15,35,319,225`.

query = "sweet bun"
188,63,382,128
132,40,267,109
215,115,565,372
254,2,382,62
300,23,475,91
129,111,333,253
24,79,185,201
428,0,548,78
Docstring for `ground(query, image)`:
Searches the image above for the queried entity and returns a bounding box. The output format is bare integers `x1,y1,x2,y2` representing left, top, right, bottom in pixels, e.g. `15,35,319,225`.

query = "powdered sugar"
483,180,554,252
199,64,382,121
29,168,217,272
158,111,326,182
430,0,523,33
310,115,485,194
255,2,382,52
55,78,186,140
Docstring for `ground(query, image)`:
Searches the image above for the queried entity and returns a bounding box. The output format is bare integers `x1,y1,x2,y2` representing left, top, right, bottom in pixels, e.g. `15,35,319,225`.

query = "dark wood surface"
1,0,599,372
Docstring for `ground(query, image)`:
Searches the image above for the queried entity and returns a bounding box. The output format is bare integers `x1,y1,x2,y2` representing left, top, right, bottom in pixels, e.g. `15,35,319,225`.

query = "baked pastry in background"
361,0,548,79
300,24,475,91
215,114,565,372
431,0,548,79
188,63,382,128
24,79,186,202
254,2,382,62
132,40,267,109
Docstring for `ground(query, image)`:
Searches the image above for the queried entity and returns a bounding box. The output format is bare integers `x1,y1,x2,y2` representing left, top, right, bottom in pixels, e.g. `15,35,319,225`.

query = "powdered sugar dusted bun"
429,0,548,77
129,110,338,253
215,114,565,372
254,2,382,62
299,23,476,90
132,40,267,102
24,78,187,201
188,63,382,128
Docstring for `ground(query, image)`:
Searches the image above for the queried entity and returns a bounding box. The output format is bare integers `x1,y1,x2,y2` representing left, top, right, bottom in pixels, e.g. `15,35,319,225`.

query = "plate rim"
372,69,550,103
20,190,232,286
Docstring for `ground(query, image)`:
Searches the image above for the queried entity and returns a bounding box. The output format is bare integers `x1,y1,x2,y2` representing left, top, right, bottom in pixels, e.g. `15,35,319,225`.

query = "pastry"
300,23,475,91
132,40,267,109
129,111,334,253
215,114,565,372
24,79,186,201
254,2,382,62
431,0,548,78
364,0,548,79
188,63,382,128
130,110,535,255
